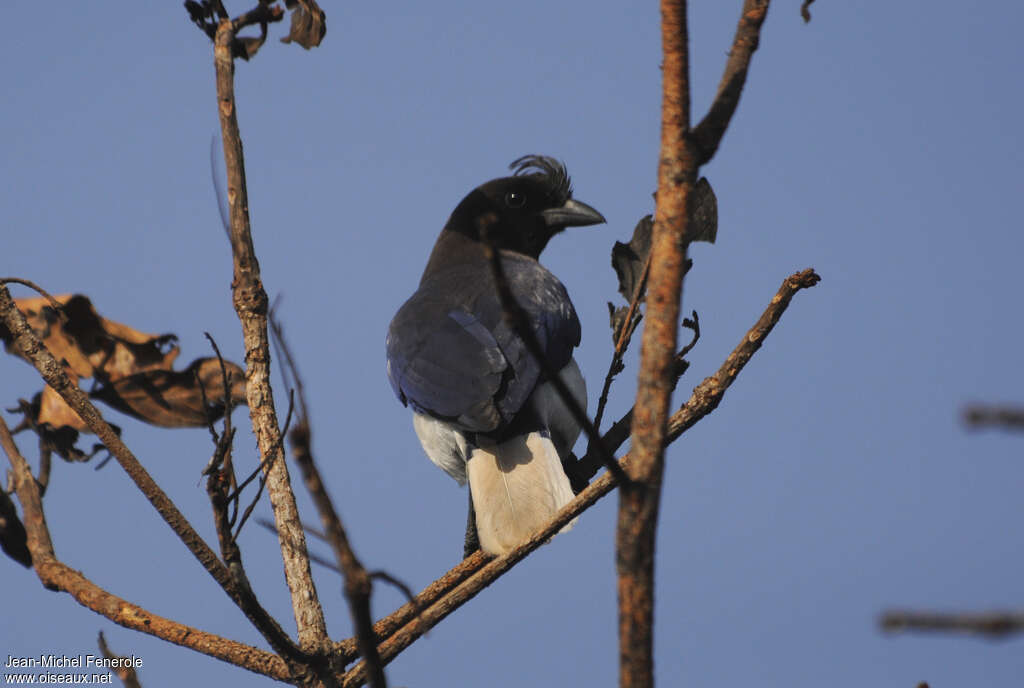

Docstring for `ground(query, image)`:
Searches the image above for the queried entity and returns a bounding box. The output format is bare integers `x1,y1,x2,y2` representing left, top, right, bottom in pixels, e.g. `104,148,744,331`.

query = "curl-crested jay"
386,156,604,555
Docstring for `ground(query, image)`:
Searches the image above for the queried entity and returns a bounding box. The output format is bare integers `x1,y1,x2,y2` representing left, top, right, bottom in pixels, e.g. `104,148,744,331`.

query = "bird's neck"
420,229,489,283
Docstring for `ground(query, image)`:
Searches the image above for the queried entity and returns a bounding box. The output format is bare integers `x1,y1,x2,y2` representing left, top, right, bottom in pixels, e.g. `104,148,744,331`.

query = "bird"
385,155,605,556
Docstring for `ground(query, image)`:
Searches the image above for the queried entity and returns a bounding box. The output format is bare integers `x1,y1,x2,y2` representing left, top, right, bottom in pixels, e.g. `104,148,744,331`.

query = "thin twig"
36,449,52,496
0,277,67,315
591,252,651,439
270,309,387,684
232,468,267,543
232,391,293,544
368,571,421,611
571,312,700,489
880,610,1024,638
289,421,388,687
963,405,1024,431
202,422,310,665
332,552,487,662
691,0,771,165
800,0,815,23
665,270,820,442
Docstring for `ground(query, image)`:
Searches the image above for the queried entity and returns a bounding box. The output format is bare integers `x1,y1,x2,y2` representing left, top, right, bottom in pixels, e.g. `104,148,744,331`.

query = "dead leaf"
611,178,718,304
0,489,31,568
281,0,326,49
0,294,180,440
37,383,89,432
1,294,178,381
691,177,718,245
10,395,110,463
2,294,247,464
90,357,247,428
611,215,653,304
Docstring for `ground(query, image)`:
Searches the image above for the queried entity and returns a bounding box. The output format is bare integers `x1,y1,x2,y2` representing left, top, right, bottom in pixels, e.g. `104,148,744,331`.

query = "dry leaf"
1,294,178,380
0,489,31,568
90,357,247,428
281,0,326,49
610,178,718,303
1,294,247,459
611,215,654,305
37,383,89,432
10,395,109,464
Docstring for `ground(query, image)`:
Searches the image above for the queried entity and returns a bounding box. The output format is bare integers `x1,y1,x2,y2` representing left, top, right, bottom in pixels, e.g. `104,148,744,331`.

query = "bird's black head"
445,155,605,259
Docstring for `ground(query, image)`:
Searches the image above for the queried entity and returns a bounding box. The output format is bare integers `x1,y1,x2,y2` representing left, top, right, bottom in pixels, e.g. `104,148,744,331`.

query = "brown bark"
213,17,329,651
0,415,291,683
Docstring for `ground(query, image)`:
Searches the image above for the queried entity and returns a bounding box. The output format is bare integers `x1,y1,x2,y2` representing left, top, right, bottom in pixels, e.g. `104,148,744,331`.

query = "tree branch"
0,415,291,682
572,313,699,489
212,15,328,650
963,405,1024,431
666,269,819,442
880,610,1024,638
617,2,775,684
588,252,651,454
290,422,388,687
204,418,311,665
691,0,771,165
616,0,696,684
332,552,488,663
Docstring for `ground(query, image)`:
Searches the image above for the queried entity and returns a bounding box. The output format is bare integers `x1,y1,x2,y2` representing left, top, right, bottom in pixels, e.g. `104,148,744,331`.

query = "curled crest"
509,155,572,202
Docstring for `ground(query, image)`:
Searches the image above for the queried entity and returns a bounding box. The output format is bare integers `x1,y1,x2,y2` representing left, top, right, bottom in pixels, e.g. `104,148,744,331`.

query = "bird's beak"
541,198,606,228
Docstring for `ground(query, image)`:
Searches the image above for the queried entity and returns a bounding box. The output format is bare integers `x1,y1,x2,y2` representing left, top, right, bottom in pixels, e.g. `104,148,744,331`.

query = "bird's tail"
467,431,577,556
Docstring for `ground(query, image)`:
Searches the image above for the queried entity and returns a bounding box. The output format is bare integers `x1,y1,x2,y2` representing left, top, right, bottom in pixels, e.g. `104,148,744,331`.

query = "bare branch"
590,251,651,445
800,0,815,23
0,277,66,314
963,405,1024,432
616,0,698,683
666,269,820,443
880,610,1024,638
204,425,310,664
691,0,772,165
212,14,328,650
0,415,291,682
617,3,776,683
332,552,488,663
270,311,389,684
289,422,388,687
572,312,700,489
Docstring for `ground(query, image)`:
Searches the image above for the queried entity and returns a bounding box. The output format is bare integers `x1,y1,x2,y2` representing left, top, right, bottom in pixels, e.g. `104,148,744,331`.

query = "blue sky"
3,2,1023,686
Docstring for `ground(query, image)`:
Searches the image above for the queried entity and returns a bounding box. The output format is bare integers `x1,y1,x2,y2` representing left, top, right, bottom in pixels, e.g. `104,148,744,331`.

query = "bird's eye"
504,191,526,208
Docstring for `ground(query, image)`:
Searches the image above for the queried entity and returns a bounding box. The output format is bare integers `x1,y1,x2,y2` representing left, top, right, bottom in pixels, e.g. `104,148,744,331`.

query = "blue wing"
386,254,580,433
